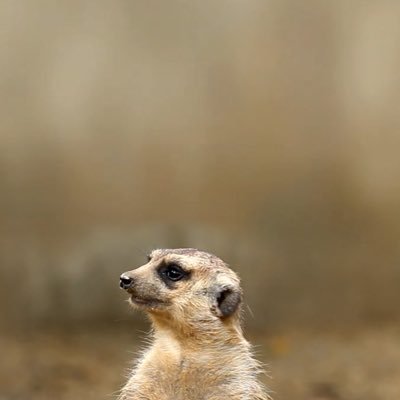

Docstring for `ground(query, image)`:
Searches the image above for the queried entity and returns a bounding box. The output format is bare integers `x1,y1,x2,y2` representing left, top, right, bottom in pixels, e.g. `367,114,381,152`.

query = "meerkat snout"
119,274,134,290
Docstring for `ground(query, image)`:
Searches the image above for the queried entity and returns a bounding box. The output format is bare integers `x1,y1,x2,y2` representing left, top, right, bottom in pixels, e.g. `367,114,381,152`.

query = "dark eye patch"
157,262,189,288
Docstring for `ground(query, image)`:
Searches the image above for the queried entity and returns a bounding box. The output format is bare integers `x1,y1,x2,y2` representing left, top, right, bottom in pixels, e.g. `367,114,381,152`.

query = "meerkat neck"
151,315,244,346
148,318,256,380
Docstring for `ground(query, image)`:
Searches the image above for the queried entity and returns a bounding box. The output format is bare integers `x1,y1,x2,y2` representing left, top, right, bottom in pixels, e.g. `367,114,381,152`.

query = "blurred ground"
1,323,399,400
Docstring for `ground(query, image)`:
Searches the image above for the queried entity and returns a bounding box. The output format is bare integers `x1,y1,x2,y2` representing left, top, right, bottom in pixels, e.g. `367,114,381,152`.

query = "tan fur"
118,248,270,400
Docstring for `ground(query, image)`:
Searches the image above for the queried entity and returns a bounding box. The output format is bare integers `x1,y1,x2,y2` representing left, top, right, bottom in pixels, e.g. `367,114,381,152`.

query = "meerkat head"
119,249,242,332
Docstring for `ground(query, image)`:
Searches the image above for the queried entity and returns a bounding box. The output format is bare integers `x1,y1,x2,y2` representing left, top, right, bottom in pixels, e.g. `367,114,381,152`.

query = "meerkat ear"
215,287,242,318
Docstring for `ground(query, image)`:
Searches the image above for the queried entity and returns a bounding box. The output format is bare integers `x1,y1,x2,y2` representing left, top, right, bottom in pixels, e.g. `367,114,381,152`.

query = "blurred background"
1,1,400,399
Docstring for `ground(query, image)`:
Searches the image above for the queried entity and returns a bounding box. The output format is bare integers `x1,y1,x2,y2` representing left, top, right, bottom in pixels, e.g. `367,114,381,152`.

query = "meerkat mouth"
129,295,165,309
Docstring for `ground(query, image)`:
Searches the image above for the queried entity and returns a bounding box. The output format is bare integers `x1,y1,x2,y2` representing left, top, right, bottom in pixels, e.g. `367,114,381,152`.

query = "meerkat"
118,248,270,400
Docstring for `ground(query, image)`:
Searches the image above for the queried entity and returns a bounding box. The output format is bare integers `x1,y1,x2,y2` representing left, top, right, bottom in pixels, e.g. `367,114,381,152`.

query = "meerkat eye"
157,262,189,287
164,264,185,281
165,265,184,281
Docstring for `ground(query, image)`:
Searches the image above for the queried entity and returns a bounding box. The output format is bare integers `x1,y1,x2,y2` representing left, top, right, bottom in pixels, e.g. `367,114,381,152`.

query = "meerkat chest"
126,350,237,400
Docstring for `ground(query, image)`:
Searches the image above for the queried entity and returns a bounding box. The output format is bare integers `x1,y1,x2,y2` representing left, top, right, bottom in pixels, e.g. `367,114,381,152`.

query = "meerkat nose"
119,274,134,290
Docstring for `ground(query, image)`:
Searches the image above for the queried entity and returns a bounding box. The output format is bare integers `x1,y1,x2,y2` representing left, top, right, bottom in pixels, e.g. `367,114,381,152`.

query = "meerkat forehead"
149,248,227,269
